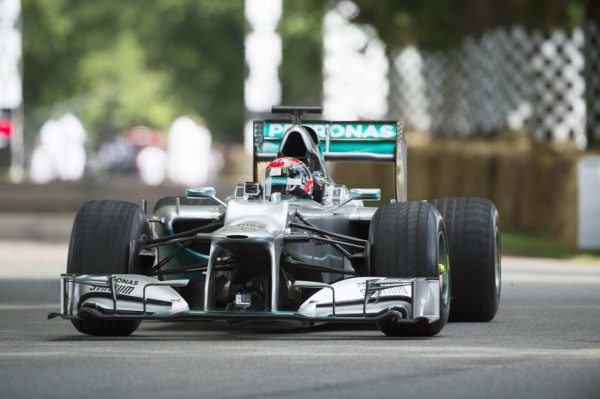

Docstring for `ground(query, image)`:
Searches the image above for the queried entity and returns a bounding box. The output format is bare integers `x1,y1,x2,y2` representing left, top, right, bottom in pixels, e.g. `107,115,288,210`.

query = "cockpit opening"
279,130,308,158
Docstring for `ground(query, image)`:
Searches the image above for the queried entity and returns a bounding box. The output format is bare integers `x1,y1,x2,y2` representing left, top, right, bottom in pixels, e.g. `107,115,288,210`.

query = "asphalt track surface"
0,245,599,399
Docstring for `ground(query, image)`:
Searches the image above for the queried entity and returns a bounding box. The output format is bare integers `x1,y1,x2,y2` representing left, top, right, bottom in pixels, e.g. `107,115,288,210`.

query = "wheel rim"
438,232,450,307
494,225,501,296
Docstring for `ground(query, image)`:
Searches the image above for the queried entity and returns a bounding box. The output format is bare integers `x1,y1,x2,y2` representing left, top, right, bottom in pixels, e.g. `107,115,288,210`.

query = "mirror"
349,188,381,201
186,187,216,198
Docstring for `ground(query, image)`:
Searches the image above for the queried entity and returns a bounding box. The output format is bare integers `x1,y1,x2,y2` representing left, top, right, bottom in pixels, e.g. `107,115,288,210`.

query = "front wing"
49,274,441,325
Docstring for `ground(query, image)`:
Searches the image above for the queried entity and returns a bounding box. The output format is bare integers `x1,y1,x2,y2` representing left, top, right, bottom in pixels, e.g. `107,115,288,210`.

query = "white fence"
388,25,596,147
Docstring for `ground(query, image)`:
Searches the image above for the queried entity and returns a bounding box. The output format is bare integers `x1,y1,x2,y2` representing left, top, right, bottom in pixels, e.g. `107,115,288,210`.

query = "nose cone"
215,199,289,243
212,221,280,242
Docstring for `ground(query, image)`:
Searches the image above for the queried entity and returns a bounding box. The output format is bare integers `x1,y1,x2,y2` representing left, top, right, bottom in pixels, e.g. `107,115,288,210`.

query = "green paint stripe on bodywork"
158,229,209,280
259,140,396,156
164,228,210,260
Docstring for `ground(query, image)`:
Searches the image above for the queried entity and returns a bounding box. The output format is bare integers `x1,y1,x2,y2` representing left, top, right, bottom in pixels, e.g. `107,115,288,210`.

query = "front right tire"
67,200,151,336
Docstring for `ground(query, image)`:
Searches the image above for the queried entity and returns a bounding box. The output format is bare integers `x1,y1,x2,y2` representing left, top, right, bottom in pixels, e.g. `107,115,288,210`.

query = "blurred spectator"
56,114,87,180
30,113,87,183
96,136,137,175
137,146,168,186
167,116,218,186
95,126,165,181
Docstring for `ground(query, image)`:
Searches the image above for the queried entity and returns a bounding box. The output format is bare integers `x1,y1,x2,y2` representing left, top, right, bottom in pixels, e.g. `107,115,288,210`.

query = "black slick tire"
67,200,151,336
430,197,501,322
369,201,451,337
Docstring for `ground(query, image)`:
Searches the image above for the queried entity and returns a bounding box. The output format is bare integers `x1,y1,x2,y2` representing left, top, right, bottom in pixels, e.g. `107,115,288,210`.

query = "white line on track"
0,346,598,359
0,304,56,310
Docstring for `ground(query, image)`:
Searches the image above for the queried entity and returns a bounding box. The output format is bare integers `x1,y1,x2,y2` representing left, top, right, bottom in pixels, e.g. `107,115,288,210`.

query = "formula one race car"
50,106,501,337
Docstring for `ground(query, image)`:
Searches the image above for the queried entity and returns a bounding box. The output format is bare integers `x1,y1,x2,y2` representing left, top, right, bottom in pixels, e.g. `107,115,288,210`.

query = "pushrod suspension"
144,218,224,246
289,222,367,246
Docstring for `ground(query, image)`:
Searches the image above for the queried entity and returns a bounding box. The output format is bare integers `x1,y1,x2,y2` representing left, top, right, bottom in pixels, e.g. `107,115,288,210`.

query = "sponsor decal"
264,122,396,140
266,176,288,185
114,277,139,286
269,167,281,176
88,277,139,296
285,178,302,186
266,176,303,187
89,284,136,296
220,222,266,233
357,281,410,296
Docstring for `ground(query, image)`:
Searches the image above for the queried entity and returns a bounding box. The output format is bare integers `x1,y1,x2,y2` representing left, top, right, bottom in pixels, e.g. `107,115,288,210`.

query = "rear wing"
252,120,407,201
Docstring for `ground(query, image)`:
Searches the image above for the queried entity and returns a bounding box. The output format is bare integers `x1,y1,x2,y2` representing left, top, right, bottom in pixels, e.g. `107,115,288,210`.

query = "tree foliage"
22,0,593,143
280,0,324,106
22,0,244,142
351,0,589,51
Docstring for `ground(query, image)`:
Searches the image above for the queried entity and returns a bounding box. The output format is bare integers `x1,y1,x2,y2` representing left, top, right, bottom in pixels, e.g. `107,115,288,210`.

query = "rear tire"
431,197,500,322
369,202,451,336
67,200,151,336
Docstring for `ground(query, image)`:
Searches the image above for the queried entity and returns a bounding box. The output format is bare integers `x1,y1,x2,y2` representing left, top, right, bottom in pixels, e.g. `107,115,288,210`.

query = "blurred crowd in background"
28,113,223,186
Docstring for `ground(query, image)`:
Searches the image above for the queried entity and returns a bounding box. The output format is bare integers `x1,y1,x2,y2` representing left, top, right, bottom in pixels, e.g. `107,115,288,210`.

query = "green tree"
135,0,245,141
280,0,324,106
351,0,588,52
22,0,245,142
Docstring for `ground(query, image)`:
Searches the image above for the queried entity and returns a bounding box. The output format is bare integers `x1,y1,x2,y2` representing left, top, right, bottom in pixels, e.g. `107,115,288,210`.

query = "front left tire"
431,197,501,322
369,201,451,336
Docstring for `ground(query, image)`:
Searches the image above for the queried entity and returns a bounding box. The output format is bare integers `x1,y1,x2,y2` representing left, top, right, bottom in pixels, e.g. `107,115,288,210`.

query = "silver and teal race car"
50,106,501,336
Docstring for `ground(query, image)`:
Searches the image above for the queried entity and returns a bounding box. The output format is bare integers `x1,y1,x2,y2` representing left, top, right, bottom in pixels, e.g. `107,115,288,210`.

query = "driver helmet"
264,157,314,199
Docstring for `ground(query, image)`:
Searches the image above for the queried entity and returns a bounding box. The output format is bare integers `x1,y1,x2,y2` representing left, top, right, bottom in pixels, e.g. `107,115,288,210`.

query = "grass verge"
502,230,600,262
